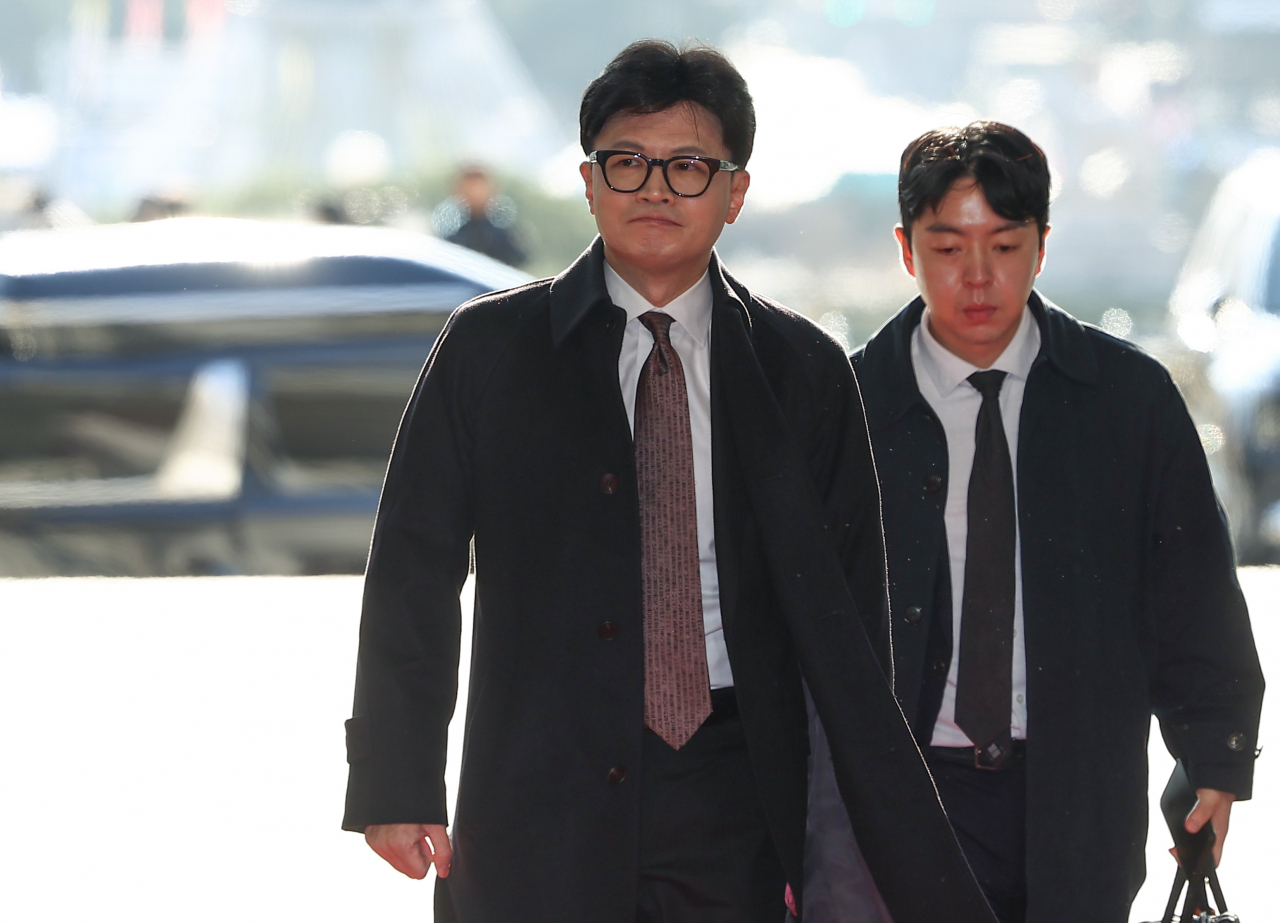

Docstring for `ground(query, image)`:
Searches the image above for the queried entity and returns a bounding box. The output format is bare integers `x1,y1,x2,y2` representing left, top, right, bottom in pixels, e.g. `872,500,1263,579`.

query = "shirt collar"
603,261,712,348
916,303,1042,397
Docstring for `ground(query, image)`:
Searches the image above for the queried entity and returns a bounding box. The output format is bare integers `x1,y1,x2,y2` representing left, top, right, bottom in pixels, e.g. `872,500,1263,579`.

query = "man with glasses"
342,39,991,923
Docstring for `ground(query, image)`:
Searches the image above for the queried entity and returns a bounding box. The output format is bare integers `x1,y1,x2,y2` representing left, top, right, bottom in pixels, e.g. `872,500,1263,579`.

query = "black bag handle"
1154,761,1237,923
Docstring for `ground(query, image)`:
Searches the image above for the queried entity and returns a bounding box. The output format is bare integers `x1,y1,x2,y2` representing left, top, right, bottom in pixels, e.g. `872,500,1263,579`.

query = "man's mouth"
963,303,999,322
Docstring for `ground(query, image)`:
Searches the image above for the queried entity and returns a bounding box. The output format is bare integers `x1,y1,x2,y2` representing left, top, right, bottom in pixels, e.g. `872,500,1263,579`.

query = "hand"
1184,788,1236,868
365,823,452,879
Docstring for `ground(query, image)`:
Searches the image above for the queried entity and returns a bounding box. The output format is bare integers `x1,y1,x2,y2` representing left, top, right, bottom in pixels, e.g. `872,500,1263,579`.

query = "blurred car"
1165,147,1280,561
0,217,529,576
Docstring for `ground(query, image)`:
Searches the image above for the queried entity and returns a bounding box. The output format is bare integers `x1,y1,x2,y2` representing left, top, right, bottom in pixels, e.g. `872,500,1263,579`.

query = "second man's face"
896,178,1046,369
581,102,750,282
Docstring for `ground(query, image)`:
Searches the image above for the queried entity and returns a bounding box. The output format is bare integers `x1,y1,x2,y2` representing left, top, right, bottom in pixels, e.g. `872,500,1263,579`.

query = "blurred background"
10,0,1280,573
3,0,1277,329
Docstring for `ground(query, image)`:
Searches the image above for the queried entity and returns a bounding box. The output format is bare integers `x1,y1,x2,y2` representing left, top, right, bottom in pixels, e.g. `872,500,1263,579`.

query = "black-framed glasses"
588,150,740,198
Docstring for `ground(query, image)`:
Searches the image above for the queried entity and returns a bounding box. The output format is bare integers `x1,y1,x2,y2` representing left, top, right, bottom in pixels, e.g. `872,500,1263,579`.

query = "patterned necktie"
635,311,711,750
955,369,1017,769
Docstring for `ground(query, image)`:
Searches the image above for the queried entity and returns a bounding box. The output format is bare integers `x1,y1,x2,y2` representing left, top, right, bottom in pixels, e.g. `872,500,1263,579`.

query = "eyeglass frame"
587,150,741,198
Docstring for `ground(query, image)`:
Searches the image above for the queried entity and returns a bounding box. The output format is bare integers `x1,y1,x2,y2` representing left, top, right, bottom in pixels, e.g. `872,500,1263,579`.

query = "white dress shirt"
605,262,733,689
911,305,1041,748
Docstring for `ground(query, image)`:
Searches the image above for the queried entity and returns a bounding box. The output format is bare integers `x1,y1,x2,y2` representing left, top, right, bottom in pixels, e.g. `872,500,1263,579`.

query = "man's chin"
604,237,692,271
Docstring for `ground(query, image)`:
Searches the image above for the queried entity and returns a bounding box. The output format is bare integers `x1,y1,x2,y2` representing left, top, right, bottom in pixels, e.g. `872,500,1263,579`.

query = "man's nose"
962,249,993,286
637,164,671,202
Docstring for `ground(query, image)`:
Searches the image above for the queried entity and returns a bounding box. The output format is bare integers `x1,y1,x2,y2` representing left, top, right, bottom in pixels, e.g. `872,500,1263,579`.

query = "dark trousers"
927,747,1028,923
636,689,786,923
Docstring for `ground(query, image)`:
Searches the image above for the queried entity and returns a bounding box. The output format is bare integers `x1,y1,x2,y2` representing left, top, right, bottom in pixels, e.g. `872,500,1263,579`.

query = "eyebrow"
605,141,713,158
923,219,1030,234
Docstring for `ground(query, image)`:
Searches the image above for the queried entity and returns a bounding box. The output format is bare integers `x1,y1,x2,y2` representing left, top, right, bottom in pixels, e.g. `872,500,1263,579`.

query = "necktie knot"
639,311,675,345
968,369,1007,400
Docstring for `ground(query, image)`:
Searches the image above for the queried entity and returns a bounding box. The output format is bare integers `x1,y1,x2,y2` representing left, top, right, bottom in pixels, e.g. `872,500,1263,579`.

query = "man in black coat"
821,122,1264,923
343,41,993,923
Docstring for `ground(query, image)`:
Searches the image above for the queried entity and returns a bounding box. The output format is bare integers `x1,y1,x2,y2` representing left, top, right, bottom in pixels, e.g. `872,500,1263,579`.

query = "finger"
425,825,453,879
1210,806,1231,867
1184,805,1207,834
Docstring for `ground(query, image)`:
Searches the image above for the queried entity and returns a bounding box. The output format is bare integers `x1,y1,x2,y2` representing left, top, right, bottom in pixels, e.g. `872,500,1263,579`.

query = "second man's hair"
898,121,1050,243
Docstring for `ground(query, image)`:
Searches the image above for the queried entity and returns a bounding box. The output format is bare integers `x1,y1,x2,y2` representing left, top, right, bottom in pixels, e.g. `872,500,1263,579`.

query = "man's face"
580,102,749,279
896,178,1046,368
458,174,493,215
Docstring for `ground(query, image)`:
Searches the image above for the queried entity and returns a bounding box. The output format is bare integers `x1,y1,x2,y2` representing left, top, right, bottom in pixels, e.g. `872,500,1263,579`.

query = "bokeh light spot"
1198,423,1225,455
825,0,865,28
1079,148,1129,199
1100,308,1133,338
819,312,851,351
324,130,390,189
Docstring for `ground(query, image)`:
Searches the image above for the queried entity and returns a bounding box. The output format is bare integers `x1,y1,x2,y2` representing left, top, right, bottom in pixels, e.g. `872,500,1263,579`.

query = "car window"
0,376,186,482
0,359,249,508
264,364,418,494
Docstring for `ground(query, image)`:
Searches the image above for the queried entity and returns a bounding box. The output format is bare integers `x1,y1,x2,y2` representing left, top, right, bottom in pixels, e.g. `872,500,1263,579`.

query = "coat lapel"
708,256,752,643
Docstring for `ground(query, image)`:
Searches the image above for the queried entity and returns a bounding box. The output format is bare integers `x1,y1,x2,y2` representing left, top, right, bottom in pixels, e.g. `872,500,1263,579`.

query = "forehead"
595,102,726,154
918,179,1033,232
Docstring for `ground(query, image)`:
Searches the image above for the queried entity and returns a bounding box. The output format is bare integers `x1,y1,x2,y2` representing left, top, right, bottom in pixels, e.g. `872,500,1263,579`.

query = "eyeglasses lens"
603,153,714,196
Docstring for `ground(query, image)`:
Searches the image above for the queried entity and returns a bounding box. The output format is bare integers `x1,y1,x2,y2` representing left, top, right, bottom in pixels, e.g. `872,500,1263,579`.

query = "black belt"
928,739,1026,770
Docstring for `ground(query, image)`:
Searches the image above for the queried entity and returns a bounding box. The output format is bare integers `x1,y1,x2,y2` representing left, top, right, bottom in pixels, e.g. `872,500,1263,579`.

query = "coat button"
924,474,943,493
933,659,948,677
1227,732,1247,752
607,765,627,784
598,621,620,640
903,605,923,625
599,473,619,494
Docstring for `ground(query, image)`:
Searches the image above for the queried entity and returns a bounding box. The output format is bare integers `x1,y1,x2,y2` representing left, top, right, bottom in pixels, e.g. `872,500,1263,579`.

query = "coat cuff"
1161,717,1259,801
341,716,450,831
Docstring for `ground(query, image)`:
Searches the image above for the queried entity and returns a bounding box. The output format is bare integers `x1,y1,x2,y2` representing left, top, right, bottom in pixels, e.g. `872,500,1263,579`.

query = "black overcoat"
343,241,994,922
853,293,1265,922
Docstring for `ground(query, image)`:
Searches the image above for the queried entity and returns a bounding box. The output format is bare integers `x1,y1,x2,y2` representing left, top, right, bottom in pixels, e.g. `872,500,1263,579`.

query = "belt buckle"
973,740,1010,770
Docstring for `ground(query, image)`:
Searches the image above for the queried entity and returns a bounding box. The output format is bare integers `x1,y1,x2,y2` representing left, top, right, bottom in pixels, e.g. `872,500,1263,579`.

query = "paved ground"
0,571,1273,921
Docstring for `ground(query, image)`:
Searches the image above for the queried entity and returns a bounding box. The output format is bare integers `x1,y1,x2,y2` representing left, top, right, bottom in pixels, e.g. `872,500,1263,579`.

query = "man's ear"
895,225,916,278
580,161,596,216
725,170,750,225
1035,224,1051,275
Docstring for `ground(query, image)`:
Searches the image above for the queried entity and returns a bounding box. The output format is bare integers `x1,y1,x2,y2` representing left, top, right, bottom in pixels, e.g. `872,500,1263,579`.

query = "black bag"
1142,761,1239,923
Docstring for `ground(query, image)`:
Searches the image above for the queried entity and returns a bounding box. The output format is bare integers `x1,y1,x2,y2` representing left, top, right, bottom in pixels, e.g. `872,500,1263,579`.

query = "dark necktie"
954,369,1017,769
635,311,711,749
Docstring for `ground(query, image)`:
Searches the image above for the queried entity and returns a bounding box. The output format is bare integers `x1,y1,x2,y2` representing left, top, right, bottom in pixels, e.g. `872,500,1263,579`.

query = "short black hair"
579,40,755,168
898,121,1050,246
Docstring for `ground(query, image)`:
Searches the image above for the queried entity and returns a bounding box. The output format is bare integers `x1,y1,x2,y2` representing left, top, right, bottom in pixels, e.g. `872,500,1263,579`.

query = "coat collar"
549,236,750,346
859,289,1100,431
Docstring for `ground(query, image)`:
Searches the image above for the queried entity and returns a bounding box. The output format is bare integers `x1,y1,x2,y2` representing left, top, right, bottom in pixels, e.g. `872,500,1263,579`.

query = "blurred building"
36,0,566,215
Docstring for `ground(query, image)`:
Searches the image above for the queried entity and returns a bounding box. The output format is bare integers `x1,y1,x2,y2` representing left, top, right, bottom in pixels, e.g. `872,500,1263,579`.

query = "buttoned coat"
853,293,1264,922
343,240,994,923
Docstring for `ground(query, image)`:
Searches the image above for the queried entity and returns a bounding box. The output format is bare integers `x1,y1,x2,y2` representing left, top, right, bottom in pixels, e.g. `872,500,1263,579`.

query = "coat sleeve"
342,311,477,831
1147,375,1264,798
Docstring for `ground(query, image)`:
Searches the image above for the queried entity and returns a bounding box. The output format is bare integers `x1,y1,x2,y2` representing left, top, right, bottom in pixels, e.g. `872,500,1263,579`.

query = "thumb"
1184,800,1211,835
